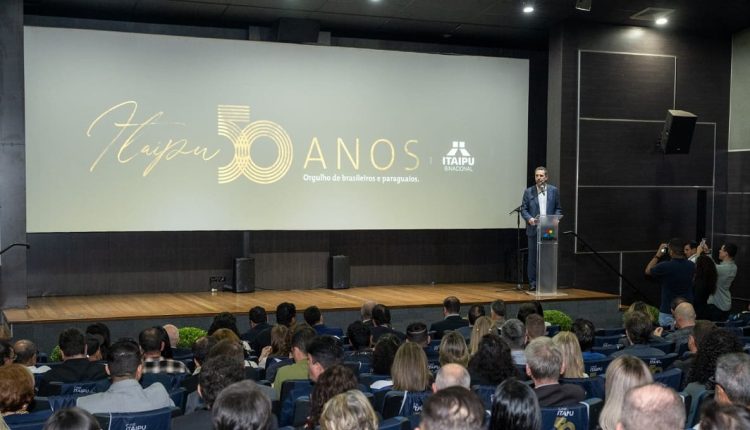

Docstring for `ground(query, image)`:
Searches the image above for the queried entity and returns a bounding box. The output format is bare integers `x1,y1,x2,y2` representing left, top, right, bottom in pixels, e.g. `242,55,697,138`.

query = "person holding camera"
644,238,695,327
695,241,738,322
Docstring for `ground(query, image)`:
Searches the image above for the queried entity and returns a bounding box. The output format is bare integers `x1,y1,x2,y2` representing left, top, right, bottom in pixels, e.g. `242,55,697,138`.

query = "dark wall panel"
728,151,750,192
726,195,750,235
580,52,675,120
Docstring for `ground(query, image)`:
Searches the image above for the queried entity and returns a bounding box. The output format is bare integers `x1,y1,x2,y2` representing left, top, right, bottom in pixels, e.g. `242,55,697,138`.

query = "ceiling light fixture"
522,1,535,14
655,17,669,25
575,0,592,12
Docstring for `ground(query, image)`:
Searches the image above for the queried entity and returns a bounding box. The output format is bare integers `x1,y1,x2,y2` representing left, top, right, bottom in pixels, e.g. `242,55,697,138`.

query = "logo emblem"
442,140,475,172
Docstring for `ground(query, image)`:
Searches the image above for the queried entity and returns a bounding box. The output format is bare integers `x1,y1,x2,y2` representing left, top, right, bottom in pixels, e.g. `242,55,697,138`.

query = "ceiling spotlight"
522,1,535,13
655,17,669,25
575,0,592,12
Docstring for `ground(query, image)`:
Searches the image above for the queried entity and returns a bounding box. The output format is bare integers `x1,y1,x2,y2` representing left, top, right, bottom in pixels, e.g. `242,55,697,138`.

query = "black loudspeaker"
660,110,697,154
273,18,320,44
232,257,255,293
329,255,350,290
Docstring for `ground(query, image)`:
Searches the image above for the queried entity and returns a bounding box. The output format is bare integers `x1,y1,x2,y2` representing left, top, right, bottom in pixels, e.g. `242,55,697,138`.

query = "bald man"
617,383,685,430
433,363,471,392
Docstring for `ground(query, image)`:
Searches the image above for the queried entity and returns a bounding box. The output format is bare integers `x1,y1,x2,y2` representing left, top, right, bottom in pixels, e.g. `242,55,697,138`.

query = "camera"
660,246,668,255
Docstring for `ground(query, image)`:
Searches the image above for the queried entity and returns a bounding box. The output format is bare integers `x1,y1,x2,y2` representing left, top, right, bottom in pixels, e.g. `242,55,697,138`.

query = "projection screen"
24,26,529,232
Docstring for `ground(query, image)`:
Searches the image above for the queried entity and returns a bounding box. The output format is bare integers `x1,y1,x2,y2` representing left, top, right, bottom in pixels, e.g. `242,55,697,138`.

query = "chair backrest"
381,390,431,419
540,398,602,430
583,356,613,377
279,379,312,403
168,387,187,414
140,373,184,391
379,416,410,430
50,379,111,395
560,376,606,401
4,409,54,429
94,407,174,430
292,396,311,427
46,394,83,411
641,353,678,373
686,388,714,428
595,328,625,337
591,344,623,356
652,368,683,391
649,341,676,354
592,335,625,348
359,373,391,387
472,385,497,410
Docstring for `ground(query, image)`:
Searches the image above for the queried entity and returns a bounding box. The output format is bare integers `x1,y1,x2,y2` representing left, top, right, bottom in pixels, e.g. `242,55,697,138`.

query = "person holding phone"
645,238,695,327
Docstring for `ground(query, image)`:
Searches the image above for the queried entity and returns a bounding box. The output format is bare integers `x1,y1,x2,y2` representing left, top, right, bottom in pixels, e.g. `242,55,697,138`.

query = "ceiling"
22,0,750,48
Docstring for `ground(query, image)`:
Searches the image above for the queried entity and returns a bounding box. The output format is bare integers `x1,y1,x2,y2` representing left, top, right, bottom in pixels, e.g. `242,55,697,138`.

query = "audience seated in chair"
42,407,99,430
438,331,469,368
598,355,653,430
713,352,750,408
139,327,188,374
360,300,377,328
611,311,666,358
552,331,586,378
416,386,484,430
369,334,401,390
273,325,317,396
500,319,528,365
13,339,51,374
0,363,35,417
525,314,546,341
319,389,378,430
433,363,470,391
455,304,486,341
616,383,685,430
258,325,291,370
343,321,373,373
467,334,516,387
304,306,344,337
467,316,493,356
406,322,433,355
211,380,273,430
652,302,697,350
525,337,585,408
429,296,469,340
255,302,297,354
684,328,743,397
392,342,432,393
306,364,358,429
572,318,607,360
241,306,273,353
699,402,750,430
490,377,541,430
38,329,107,396
371,304,405,342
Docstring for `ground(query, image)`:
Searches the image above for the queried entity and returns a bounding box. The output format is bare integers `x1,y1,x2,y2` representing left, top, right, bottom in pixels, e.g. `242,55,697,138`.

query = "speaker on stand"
328,255,350,290
227,257,255,293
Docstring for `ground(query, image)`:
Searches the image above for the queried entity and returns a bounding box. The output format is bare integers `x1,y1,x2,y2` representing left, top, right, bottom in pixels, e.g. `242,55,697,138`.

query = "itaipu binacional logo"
441,140,475,172
217,105,293,184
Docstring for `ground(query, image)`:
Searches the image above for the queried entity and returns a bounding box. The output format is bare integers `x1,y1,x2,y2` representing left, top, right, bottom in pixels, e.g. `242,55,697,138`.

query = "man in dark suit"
429,296,469,340
525,337,585,407
240,306,272,353
38,328,107,396
520,166,562,291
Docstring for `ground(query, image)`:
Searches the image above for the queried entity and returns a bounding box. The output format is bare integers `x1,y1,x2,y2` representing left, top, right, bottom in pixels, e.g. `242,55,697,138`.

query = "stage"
3,283,621,353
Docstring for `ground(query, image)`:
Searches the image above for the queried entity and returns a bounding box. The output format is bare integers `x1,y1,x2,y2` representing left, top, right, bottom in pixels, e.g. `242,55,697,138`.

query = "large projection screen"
25,27,529,232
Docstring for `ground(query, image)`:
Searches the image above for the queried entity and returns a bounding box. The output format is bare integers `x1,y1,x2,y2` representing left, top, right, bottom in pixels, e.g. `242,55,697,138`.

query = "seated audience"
38,328,107,396
438,331,469,367
417,386,484,430
370,334,400,389
516,302,539,325
652,302,696,349
500,319,527,365
552,331,585,378
190,336,218,375
320,390,378,430
611,311,665,358
139,326,188,374
598,355,653,430
686,329,743,391
85,334,105,362
571,318,606,360
306,364,358,429
360,300,377,327
258,324,290,369
241,306,272,353
699,403,750,430
490,299,507,327
77,339,174,413
467,334,516,386
392,341,432,392
429,296,469,340
255,302,297,352
163,324,180,349
525,314,546,340
13,339,51,374
433,363,471,391
207,312,241,337
490,377,541,430
43,407,100,430
713,352,750,408
0,364,35,416
456,304,486,340
468,316,493,355
371,304,405,342
525,337,585,407
304,305,343,337
85,323,111,359
343,321,373,373
272,325,316,395
211,380,273,430
0,340,14,366
406,322,432,350
616,383,685,430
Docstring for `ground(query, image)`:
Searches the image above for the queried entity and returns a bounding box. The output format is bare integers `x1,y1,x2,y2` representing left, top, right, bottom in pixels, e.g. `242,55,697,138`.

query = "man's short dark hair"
686,240,698,251
346,321,371,350
13,340,38,366
406,322,429,345
59,328,86,357
107,340,142,378
211,380,272,430
199,355,246,408
491,300,506,318
571,319,596,352
207,339,244,362
624,311,653,345
248,306,267,325
724,243,738,258
443,296,461,314
420,386,485,430
85,334,104,359
525,314,546,339
44,407,100,430
307,336,343,371
138,327,163,354
208,312,239,336
668,237,686,256
0,340,12,363
517,303,538,324
192,336,219,366
276,302,296,327
467,305,486,325
372,304,391,326
291,325,317,354
304,306,322,326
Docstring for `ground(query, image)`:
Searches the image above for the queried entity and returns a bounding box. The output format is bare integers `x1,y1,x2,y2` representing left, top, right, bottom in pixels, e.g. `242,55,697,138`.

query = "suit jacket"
521,184,562,237
38,358,108,396
76,379,174,414
241,322,273,353
371,325,405,343
534,383,586,407
429,315,469,339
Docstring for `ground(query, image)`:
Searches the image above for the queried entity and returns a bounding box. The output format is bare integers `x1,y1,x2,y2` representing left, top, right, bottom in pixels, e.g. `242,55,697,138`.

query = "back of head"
421,386,485,430
619,383,685,430
525,314,546,340
207,339,245,363
107,340,142,378
13,339,38,366
552,331,584,378
212,380,272,430
270,325,291,355
668,237,686,256
59,328,86,357
690,329,744,384
309,364,359,425
524,337,562,381
372,304,391,326
0,363,35,413
434,363,471,390
248,306,267,325
307,335,344,370
571,318,596,352
320,390,378,430
467,334,515,386
212,328,241,344
276,302,297,327
85,334,104,360
599,355,653,430
138,327,163,354
467,305,486,325
163,324,179,348
392,341,431,392
624,311,652,345
500,319,526,350
43,407,101,430
491,378,541,430
199,355,246,408
674,302,696,324
723,242,738,258
208,312,239,336
443,296,461,314
715,352,750,406
291,325,318,354
85,323,111,350
491,300,506,320
192,336,219,367
0,340,13,364
304,306,322,326
406,322,430,346
692,320,718,347
516,303,538,325
372,335,400,375
700,403,750,430
347,321,372,350
438,331,469,367
361,300,376,321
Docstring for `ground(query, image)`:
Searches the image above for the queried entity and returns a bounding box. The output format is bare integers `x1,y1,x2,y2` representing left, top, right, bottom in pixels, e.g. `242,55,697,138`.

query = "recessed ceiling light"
523,4,534,13
655,17,668,25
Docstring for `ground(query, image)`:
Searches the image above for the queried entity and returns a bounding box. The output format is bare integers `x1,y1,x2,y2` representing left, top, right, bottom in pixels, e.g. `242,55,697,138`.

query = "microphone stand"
509,206,523,290
0,243,30,255
562,231,649,302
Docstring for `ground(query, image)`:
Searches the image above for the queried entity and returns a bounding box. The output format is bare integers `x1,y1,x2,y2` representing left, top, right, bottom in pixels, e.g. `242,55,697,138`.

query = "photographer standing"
695,242,738,322
645,238,695,327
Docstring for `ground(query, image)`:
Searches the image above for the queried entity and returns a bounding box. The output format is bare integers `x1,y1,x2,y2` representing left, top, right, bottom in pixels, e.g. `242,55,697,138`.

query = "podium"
530,214,565,297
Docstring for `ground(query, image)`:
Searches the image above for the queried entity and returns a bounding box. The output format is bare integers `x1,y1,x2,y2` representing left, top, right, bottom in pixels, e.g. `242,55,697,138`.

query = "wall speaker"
660,109,697,154
232,257,255,293
273,18,320,44
329,255,350,290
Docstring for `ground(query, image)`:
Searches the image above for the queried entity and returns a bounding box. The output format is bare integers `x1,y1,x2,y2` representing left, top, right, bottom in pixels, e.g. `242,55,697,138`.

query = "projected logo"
442,141,475,172
217,105,293,184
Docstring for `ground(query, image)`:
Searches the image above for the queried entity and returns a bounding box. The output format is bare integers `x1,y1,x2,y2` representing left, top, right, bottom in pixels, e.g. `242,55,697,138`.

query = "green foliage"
178,326,207,348
50,345,62,362
543,309,573,331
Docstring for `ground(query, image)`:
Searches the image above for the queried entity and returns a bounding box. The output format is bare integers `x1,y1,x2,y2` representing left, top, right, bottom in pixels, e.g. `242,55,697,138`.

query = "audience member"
616,383,685,430
43,407,100,430
360,300,377,327
516,303,538,325
207,312,241,337
139,326,188,374
371,304,405,342
644,238,695,327
304,305,343,336
163,324,180,349
456,304,486,340
307,335,344,383
500,319,527,364
258,324,290,369
490,299,507,325
672,320,716,382
467,316,493,355
699,402,750,430
490,377,541,430
211,380,273,430
85,334,105,362
85,323,111,359
320,390,378,430
77,339,174,413
0,364,34,416
433,363,471,391
598,355,653,430
713,352,750,407
344,321,373,373
406,322,432,348
467,334,516,386
190,336,218,375
0,340,14,366
552,331,585,378
417,386,484,430
392,341,432,392
241,306,272,353
273,325,316,395
571,318,605,360
693,255,718,319
700,242,738,321
652,302,696,349
686,329,743,390
38,328,107,396
429,296,469,339
13,339,51,373
307,364,358,429
525,337,585,407
370,334,400,387
525,314,546,340
611,311,665,358
438,331,469,367
255,302,297,352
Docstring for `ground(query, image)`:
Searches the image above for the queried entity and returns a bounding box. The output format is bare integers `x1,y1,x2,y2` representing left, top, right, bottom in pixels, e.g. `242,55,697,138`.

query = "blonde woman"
469,316,494,355
392,342,432,392
552,331,586,379
320,390,378,430
439,331,469,367
598,355,653,430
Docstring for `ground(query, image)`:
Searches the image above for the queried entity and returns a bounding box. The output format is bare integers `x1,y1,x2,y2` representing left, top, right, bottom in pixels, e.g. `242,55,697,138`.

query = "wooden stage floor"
4,282,618,325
